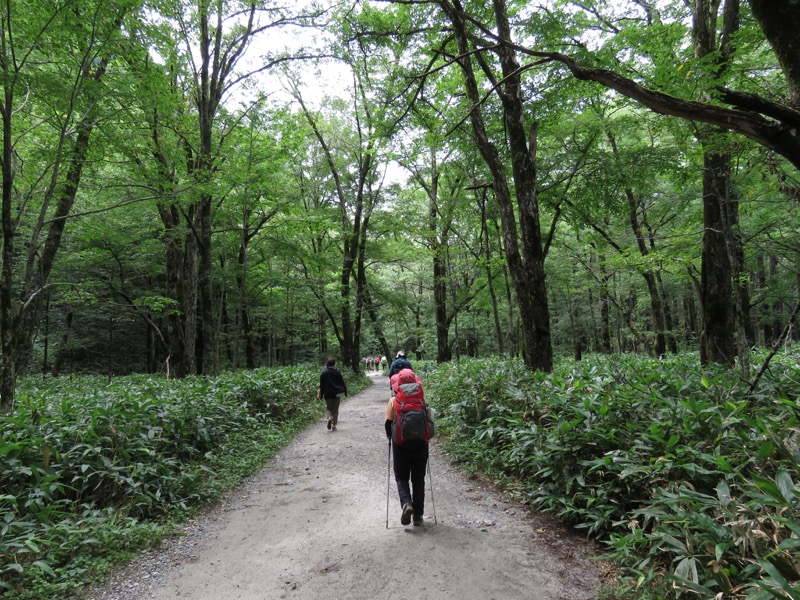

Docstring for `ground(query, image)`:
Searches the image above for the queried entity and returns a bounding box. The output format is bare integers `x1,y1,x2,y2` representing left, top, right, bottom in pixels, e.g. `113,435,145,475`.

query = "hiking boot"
401,504,413,525
413,516,424,526
326,418,332,430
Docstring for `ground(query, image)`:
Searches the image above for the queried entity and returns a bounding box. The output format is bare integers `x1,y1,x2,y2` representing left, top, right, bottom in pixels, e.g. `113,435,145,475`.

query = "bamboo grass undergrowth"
0,366,370,599
420,350,800,599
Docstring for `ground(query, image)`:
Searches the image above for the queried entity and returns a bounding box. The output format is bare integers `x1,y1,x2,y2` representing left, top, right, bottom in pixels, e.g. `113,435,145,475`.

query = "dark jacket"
388,357,412,382
319,367,347,400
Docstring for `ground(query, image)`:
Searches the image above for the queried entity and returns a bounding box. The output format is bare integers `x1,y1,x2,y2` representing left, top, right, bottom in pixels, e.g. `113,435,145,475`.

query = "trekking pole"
427,454,437,524
386,441,392,529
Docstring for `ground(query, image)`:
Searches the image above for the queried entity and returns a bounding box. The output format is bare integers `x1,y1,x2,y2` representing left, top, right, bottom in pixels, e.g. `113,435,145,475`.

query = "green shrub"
1,366,368,598
425,351,800,598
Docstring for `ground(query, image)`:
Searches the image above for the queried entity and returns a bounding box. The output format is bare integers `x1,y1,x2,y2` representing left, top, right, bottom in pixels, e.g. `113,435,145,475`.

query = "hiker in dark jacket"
318,357,347,431
388,350,412,390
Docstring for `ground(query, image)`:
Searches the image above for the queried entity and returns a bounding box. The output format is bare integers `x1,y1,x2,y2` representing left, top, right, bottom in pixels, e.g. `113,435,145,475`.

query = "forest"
0,0,795,406
2,0,800,597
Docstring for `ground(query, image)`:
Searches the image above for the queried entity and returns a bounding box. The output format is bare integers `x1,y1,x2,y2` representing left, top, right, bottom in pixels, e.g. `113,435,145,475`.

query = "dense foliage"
422,351,800,598
0,367,369,598
0,0,796,402
1,1,799,596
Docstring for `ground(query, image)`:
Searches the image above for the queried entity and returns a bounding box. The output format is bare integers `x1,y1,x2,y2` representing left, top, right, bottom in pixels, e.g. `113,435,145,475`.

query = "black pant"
325,396,341,425
392,440,429,517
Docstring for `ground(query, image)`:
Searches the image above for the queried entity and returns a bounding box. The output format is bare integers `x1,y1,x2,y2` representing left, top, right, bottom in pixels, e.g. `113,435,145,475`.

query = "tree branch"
506,47,800,170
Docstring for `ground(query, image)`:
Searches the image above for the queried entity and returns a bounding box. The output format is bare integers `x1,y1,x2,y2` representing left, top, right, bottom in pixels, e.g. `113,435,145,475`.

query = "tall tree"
0,0,139,411
135,0,322,375
223,109,286,368
690,0,744,370
286,6,415,370
287,74,383,371
401,143,461,363
491,0,794,367
421,0,554,371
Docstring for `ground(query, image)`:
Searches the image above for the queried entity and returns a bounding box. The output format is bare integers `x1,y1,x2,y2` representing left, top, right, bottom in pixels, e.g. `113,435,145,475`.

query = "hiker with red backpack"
384,368,435,526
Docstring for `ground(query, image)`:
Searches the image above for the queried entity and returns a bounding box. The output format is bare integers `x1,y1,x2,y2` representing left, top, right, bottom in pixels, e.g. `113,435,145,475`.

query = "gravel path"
84,373,605,600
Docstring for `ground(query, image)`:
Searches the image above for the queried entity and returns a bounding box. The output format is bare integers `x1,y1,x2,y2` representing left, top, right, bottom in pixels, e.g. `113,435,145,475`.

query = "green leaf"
715,543,725,562
758,440,775,459
3,563,23,574
660,534,687,554
775,470,797,505
758,559,800,600
674,557,699,583
754,477,788,504
32,560,56,578
0,442,21,456
716,481,731,507
671,574,715,595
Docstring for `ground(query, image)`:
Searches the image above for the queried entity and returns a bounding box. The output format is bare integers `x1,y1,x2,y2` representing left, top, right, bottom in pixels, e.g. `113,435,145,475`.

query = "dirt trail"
86,373,604,600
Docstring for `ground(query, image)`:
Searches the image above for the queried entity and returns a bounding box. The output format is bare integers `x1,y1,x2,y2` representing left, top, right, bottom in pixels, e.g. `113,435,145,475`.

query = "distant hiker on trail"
381,355,387,370
385,368,434,526
318,357,347,431
388,350,412,389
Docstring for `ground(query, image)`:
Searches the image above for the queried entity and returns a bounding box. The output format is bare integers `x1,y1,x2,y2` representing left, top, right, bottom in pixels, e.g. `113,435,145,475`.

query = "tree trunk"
352,205,371,372
51,309,74,378
364,288,390,360
3,89,101,409
770,254,781,343
0,59,16,411
317,307,328,359
729,192,755,346
699,151,736,366
197,195,214,375
218,281,232,367
146,316,157,373
597,255,612,354
624,186,666,356
607,130,669,356
592,244,611,354
496,221,518,357
494,6,553,372
432,233,451,363
443,0,552,372
748,0,800,105
408,145,456,363
477,187,504,355
157,200,198,378
236,214,255,369
239,272,256,370
656,273,678,353
754,256,768,345
684,281,699,346
427,162,451,363
195,3,218,376
694,0,741,369
719,164,751,377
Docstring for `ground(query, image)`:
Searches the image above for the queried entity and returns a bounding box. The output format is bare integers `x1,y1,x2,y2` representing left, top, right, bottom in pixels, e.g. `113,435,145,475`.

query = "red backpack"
391,369,434,444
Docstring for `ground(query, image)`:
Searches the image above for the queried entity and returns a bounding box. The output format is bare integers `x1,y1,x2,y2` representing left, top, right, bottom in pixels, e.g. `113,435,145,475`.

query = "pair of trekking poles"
385,441,437,528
